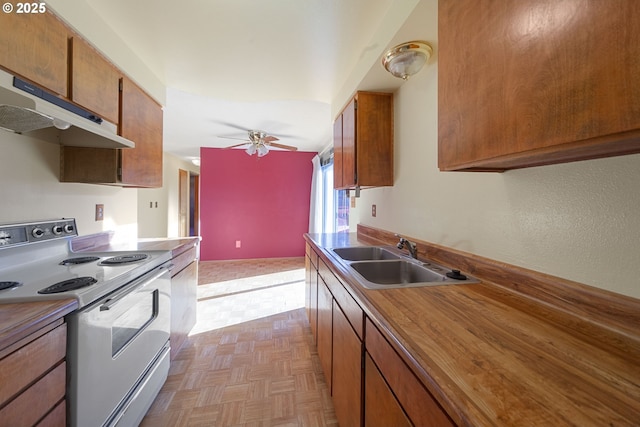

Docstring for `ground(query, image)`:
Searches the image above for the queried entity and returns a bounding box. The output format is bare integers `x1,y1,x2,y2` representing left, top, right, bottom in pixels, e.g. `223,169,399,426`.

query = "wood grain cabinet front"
70,36,120,125
438,0,640,171
365,318,455,427
0,10,68,96
364,353,412,427
304,246,319,343
332,300,363,427
334,91,394,189
60,77,164,187
0,322,67,426
316,276,333,391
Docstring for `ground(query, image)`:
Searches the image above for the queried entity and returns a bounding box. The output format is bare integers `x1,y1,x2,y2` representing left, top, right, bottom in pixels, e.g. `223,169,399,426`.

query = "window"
320,161,349,233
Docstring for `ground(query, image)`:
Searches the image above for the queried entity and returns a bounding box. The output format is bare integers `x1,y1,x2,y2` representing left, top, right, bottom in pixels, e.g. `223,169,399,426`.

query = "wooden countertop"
0,299,77,356
306,233,640,427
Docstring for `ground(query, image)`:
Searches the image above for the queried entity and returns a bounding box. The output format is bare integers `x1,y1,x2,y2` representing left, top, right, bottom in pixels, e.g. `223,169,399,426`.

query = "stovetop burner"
0,281,22,291
60,256,100,266
38,277,98,294
99,254,149,266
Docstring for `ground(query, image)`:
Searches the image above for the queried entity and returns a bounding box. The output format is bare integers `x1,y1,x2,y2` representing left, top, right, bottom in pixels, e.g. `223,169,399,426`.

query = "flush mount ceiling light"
382,40,433,80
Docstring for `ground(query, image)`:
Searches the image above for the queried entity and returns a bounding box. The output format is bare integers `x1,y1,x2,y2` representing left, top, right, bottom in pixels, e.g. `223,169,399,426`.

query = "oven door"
67,262,172,427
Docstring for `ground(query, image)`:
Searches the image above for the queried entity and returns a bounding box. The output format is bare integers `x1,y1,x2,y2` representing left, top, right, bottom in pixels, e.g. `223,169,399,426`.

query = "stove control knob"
52,225,64,235
64,224,75,234
32,227,45,238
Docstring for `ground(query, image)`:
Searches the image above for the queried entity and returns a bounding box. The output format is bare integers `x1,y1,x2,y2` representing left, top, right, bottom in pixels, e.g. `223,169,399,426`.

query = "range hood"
0,69,134,149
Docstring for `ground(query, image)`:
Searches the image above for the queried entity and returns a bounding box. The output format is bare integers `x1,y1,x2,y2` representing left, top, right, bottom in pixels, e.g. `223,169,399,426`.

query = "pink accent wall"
199,147,315,260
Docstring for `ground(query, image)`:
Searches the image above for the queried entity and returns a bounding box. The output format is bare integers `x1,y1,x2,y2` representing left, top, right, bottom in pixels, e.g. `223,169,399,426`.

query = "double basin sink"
331,246,478,290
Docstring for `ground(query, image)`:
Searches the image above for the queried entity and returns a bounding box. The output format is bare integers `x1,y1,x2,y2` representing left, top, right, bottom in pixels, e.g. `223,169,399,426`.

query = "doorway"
178,169,200,237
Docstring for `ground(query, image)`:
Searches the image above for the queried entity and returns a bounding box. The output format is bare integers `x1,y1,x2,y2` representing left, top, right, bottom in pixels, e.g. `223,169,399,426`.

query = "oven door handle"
99,263,173,311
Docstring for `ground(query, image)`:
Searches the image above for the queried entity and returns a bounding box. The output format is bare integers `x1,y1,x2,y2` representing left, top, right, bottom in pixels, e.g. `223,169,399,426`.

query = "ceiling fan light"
382,41,433,80
246,144,257,156
257,144,269,157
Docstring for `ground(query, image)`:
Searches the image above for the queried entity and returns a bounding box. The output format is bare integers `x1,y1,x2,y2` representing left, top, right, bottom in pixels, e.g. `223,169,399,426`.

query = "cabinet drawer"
35,399,66,427
0,361,66,426
365,318,455,427
0,323,66,404
319,260,363,339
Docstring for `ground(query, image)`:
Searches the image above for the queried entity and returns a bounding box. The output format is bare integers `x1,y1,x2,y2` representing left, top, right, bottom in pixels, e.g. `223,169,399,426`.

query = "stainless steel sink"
332,246,401,261
331,245,479,290
351,260,446,285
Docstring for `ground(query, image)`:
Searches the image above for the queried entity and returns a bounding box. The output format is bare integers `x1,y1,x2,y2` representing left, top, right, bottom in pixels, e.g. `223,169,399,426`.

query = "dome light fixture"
382,41,433,80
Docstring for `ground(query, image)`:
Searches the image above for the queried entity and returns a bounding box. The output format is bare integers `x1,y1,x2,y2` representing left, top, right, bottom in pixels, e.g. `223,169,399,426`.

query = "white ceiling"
80,0,428,161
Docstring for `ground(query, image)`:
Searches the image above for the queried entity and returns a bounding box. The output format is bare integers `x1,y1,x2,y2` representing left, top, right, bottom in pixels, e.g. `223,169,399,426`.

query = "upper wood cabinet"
334,91,393,189
438,0,640,171
60,78,163,187
70,37,120,125
119,76,163,187
0,10,68,96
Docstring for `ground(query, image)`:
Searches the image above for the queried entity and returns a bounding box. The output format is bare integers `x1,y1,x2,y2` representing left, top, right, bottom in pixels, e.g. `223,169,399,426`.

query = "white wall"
0,132,138,237
137,153,199,238
352,28,640,299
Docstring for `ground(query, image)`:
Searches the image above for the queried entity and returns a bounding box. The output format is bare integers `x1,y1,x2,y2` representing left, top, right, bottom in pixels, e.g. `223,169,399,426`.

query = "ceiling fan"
220,130,298,157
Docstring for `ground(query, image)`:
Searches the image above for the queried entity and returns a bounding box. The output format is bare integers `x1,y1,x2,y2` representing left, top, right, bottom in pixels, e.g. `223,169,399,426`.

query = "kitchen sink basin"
332,246,401,261
331,246,478,290
351,260,446,285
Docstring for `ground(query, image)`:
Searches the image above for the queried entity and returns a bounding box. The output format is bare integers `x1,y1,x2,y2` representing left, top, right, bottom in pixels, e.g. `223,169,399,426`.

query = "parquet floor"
140,257,338,427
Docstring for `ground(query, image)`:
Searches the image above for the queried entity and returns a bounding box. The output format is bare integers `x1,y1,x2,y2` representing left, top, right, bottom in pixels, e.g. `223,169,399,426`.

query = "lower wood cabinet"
0,321,67,426
364,353,412,427
304,242,457,427
316,277,333,391
304,251,318,343
332,300,363,427
365,318,455,427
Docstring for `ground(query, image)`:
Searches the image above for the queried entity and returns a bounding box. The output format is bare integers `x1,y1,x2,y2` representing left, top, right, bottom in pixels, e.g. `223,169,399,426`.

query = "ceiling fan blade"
224,142,250,149
218,136,249,141
213,121,248,132
269,142,298,151
263,135,280,143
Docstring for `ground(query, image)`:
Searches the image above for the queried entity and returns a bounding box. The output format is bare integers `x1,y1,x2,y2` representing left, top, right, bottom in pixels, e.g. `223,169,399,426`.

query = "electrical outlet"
235,240,241,248
372,204,377,217
95,204,104,221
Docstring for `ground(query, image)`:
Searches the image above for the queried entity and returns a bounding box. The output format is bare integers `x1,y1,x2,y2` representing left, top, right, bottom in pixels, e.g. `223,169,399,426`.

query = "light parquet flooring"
141,257,338,427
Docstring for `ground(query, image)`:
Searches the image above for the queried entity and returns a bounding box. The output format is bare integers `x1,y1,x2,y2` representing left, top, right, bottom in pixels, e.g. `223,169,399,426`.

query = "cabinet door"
365,318,455,427
355,92,393,187
333,114,344,189
305,253,318,343
0,10,68,96
364,353,412,427
316,278,333,390
119,77,163,187
70,37,120,124
332,300,362,427
438,0,640,171
341,98,357,188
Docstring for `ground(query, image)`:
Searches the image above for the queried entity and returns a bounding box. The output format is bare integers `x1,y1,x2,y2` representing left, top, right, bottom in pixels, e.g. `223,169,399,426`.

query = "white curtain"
308,154,322,234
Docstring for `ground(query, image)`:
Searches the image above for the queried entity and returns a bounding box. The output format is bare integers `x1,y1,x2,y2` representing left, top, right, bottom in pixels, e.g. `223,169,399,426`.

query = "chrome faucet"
395,234,418,259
